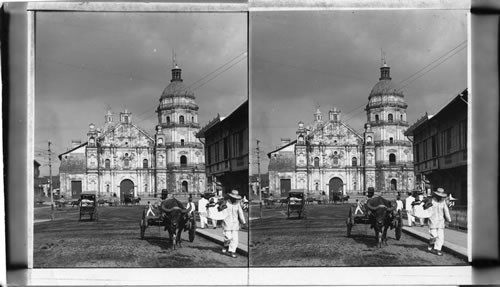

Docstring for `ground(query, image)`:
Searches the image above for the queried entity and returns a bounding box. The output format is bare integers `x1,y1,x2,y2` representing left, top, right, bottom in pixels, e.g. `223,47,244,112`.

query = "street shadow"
145,236,173,250
190,245,223,254
350,233,379,248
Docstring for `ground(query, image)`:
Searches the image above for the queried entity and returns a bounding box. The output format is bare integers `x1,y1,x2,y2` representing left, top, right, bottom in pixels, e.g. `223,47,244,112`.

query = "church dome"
160,81,194,99
369,79,401,97
160,65,195,100
368,63,404,99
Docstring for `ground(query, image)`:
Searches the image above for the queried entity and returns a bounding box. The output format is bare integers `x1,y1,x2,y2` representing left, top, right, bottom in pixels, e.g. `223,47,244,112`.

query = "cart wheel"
140,220,146,239
189,220,196,242
346,207,353,237
395,211,402,240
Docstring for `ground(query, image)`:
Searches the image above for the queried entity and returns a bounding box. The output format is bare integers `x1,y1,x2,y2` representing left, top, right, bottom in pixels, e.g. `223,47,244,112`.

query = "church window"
389,137,393,144
352,157,357,167
124,158,129,167
89,137,95,145
180,155,187,167
333,157,339,165
158,138,163,145
389,153,396,165
105,159,110,169
143,159,148,168
181,139,185,146
179,115,185,124
375,115,379,123
106,184,110,193
192,116,194,122
367,136,372,144
166,116,170,124
388,114,393,123
298,136,304,144
315,182,319,191
400,114,403,121
391,179,397,191
314,157,320,168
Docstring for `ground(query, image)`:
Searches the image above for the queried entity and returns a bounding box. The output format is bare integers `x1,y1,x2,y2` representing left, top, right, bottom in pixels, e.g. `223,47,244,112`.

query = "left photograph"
33,11,248,268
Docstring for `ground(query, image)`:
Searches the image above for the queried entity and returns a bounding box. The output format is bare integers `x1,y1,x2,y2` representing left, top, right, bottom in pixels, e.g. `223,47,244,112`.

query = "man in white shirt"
197,194,209,229
405,192,415,227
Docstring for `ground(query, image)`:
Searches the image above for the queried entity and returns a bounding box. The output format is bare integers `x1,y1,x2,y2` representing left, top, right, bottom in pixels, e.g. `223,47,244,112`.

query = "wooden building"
405,89,468,205
197,101,249,197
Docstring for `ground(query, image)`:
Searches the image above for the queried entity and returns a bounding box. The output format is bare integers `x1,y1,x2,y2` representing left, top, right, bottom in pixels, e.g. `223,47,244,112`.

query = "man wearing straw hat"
427,187,452,256
219,190,246,258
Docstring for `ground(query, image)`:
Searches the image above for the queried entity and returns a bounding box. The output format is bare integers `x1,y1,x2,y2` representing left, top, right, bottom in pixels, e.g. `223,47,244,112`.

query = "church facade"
58,64,206,199
268,63,415,199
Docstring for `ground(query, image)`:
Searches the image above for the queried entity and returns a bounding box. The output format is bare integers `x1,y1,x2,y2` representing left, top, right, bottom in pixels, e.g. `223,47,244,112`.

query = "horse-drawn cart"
346,198,402,240
79,193,98,221
287,191,306,219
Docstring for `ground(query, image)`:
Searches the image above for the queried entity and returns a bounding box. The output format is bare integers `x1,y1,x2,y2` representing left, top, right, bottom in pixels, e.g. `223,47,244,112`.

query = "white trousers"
146,208,155,217
429,228,445,251
199,213,208,228
223,230,239,253
406,210,415,226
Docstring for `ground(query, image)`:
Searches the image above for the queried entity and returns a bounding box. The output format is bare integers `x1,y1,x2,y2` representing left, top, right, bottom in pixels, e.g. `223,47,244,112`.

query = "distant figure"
146,201,155,217
198,194,209,229
405,192,415,227
395,196,404,212
354,199,364,215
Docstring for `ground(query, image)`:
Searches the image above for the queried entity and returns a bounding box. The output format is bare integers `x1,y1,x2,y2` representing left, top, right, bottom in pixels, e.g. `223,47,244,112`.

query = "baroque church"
268,62,415,199
58,63,206,199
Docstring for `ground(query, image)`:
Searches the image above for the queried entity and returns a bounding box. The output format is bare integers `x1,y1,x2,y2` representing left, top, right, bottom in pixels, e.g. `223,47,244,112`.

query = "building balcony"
366,101,408,109
157,103,199,111
369,120,409,127
166,163,205,171
164,142,203,149
161,122,201,129
373,139,412,146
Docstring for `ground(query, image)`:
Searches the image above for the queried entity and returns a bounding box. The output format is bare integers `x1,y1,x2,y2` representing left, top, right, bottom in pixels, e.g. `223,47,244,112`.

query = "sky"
35,12,247,176
250,10,468,175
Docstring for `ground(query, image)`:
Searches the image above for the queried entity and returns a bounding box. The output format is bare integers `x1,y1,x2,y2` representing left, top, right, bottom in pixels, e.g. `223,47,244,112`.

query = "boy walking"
220,190,246,258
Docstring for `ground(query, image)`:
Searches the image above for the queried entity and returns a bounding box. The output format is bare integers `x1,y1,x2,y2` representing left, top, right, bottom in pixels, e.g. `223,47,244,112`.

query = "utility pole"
48,141,53,202
48,141,54,220
256,139,262,218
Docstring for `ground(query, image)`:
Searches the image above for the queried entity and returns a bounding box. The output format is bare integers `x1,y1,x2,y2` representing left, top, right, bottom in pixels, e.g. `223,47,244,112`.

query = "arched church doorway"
182,181,188,193
120,179,134,200
391,179,397,191
329,177,343,201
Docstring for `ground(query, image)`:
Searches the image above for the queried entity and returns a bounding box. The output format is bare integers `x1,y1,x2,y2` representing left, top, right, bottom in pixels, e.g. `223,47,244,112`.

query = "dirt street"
34,205,247,268
249,203,467,267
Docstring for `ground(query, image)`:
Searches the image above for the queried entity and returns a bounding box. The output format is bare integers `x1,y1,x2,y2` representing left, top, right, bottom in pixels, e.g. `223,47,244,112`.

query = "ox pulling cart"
287,191,307,219
346,196,402,242
139,201,196,244
79,193,98,221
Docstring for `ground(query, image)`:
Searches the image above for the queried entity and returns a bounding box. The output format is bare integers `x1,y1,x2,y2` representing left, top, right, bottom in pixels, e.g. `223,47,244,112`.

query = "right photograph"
249,10,468,267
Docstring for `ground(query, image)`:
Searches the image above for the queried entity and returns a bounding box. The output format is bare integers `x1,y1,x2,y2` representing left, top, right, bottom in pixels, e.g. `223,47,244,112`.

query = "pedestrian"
427,188,452,256
395,195,404,212
405,191,415,227
207,196,222,229
146,201,155,217
413,192,426,227
220,190,246,258
354,199,364,215
186,197,196,216
198,193,209,229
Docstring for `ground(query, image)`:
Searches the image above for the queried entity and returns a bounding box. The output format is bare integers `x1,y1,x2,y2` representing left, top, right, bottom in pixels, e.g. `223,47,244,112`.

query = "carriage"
139,201,196,243
345,199,402,240
287,190,307,219
79,193,98,221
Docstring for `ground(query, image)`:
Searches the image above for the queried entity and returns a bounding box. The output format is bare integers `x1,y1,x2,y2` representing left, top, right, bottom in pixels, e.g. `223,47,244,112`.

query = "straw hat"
228,190,242,200
433,188,447,198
